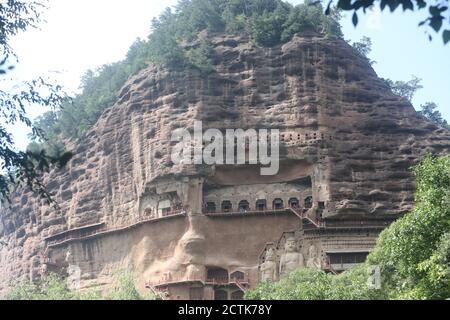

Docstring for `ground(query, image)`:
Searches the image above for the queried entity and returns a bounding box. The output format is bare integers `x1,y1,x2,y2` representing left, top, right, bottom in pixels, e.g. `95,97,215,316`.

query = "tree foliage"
0,0,71,203
5,270,155,300
419,102,450,129
350,39,449,129
247,155,450,300
245,266,384,300
148,0,342,63
382,76,449,129
367,154,450,299
384,75,423,102
325,0,450,44
0,1,45,58
351,36,377,65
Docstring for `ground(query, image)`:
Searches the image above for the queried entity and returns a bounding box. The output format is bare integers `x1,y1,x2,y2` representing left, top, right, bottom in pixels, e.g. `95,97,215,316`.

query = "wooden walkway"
46,211,186,248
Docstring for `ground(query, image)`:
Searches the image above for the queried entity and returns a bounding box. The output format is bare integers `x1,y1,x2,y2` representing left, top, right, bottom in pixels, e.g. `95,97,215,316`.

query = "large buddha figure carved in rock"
279,237,304,277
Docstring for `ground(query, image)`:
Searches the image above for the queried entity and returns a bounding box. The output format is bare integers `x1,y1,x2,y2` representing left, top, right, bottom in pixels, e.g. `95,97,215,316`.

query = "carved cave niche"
157,191,183,216
288,197,300,209
231,290,244,300
206,267,229,283
327,251,370,272
230,270,245,281
273,198,284,210
139,191,158,218
158,199,172,216
205,202,217,213
256,199,267,211
221,201,233,213
214,289,228,300
238,200,250,212
259,243,278,265
304,196,313,209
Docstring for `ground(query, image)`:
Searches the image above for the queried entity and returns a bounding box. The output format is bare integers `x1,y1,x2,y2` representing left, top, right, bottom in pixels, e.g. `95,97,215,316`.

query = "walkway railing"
203,206,325,227
46,209,186,248
146,276,205,288
203,207,296,216
204,206,393,230
146,275,249,289
145,283,169,300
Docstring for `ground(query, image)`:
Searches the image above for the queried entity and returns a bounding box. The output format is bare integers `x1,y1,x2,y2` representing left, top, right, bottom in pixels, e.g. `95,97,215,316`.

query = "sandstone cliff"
0,33,449,296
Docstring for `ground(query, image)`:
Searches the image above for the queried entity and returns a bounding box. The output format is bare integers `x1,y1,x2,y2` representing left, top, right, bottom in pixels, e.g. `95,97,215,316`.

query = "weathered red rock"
0,33,449,299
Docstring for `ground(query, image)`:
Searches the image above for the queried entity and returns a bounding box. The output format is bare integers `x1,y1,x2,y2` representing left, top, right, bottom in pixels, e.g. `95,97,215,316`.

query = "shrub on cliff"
5,271,155,300
5,274,76,300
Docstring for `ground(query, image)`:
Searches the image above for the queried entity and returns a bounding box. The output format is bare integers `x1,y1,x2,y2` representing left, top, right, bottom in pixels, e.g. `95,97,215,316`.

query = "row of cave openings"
204,196,317,214
280,131,329,144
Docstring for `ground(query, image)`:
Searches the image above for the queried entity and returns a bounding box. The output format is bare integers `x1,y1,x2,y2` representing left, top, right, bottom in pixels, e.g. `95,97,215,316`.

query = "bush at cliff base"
5,271,155,300
246,155,450,300
245,266,384,300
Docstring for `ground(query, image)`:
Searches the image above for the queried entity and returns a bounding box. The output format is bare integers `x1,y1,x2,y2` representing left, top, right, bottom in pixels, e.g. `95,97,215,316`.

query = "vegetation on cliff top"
352,36,449,130
246,155,450,300
29,0,342,154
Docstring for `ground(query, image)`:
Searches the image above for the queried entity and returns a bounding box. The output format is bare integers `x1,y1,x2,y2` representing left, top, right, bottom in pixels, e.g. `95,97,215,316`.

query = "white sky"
5,0,450,150
6,0,178,149
11,0,178,93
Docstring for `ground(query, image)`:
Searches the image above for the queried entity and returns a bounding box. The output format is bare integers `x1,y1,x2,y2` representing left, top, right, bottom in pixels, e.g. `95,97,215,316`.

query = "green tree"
245,266,383,300
352,36,375,64
247,155,450,300
419,102,450,129
6,273,75,300
6,270,155,300
384,76,423,102
0,0,71,203
381,77,449,127
368,154,450,299
245,268,332,300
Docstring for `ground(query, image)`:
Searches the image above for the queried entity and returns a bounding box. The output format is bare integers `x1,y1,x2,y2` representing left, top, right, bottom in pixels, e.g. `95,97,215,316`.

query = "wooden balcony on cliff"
203,205,394,231
45,209,186,248
203,207,294,217
43,222,105,243
146,270,249,292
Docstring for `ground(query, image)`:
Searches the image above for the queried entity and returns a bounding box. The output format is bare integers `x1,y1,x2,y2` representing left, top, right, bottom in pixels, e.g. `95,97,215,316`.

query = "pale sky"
5,0,450,150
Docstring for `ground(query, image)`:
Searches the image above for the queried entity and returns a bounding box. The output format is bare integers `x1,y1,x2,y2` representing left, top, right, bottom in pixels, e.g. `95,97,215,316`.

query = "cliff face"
1,33,449,297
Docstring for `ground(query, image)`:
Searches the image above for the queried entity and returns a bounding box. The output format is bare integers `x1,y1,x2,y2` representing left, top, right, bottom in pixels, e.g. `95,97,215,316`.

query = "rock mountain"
1,32,449,299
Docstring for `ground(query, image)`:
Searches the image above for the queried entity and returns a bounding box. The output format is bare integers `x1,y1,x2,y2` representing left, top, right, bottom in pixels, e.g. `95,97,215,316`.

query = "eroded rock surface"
1,33,449,298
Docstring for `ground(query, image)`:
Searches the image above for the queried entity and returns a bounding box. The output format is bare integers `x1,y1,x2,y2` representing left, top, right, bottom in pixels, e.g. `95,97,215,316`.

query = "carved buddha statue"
279,237,304,277
306,244,322,269
259,247,277,282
